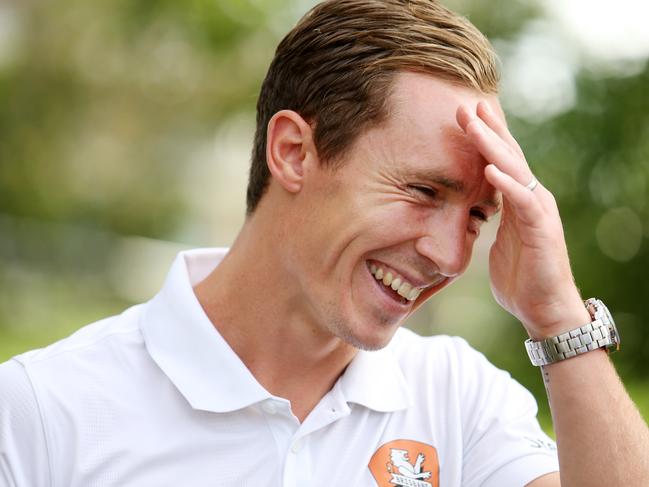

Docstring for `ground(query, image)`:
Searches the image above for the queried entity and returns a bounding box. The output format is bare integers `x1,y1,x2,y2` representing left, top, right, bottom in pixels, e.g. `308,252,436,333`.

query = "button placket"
290,437,304,454
283,435,311,487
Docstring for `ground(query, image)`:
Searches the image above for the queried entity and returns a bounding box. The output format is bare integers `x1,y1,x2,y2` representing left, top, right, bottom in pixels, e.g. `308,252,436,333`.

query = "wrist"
524,298,620,367
525,307,592,341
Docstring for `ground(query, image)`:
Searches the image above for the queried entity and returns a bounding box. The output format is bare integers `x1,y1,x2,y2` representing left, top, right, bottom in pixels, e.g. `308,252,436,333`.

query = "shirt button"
291,438,304,454
262,401,277,415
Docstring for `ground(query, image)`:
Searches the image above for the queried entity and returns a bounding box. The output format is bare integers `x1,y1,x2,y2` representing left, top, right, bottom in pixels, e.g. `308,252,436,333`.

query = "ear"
266,110,316,194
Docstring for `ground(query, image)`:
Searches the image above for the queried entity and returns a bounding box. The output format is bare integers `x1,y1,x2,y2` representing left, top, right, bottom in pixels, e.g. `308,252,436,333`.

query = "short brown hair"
246,0,499,214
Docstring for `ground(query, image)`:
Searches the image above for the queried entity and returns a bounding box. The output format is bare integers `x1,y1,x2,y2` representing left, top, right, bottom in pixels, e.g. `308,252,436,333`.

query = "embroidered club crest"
369,439,439,487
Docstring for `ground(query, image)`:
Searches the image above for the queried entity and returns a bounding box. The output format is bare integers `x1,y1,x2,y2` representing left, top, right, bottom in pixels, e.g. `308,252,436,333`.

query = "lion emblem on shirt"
369,439,438,487
388,448,432,481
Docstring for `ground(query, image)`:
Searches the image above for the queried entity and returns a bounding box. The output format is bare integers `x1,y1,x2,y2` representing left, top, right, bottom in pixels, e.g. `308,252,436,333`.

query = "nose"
414,215,471,278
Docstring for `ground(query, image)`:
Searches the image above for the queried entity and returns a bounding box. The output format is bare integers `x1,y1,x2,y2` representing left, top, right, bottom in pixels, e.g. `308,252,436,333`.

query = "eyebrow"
483,196,502,214
429,174,464,193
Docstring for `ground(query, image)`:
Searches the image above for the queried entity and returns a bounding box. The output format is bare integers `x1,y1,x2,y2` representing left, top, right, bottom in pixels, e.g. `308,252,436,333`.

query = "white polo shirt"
0,248,558,487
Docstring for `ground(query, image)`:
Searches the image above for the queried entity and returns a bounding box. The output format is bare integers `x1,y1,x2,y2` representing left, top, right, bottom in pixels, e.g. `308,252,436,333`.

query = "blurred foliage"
0,0,647,431
0,0,292,338
512,67,649,376
0,0,289,236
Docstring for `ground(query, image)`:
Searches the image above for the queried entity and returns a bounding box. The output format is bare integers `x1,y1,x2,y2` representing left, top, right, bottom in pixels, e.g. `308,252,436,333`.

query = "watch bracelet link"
525,319,612,367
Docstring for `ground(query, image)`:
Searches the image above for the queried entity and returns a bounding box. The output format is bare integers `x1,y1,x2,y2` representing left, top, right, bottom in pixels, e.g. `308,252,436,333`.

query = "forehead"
387,71,502,144
365,71,502,205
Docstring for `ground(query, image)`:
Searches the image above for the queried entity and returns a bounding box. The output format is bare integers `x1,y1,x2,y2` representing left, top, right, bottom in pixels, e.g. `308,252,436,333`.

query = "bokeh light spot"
595,207,643,262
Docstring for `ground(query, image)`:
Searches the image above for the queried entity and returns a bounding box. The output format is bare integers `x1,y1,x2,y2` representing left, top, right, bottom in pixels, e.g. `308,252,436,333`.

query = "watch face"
593,299,621,352
609,318,621,351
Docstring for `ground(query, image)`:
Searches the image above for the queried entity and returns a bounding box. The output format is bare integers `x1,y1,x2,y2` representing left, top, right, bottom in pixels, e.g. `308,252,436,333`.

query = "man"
1,0,648,486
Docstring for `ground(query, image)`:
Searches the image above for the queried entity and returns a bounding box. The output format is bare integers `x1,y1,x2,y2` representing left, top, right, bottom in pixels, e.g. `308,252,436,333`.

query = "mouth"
367,260,445,306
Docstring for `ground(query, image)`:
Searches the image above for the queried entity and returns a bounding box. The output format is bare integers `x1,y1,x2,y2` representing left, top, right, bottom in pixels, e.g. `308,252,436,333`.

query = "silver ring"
525,175,539,192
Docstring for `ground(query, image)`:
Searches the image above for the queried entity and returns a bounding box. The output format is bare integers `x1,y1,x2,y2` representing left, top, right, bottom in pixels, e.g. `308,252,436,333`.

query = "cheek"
358,210,420,251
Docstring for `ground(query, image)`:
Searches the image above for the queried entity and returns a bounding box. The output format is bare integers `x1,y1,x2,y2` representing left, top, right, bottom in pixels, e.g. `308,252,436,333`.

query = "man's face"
283,72,501,351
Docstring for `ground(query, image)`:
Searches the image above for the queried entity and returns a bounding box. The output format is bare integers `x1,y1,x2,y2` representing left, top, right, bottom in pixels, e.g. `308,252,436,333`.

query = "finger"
484,164,543,227
456,104,473,132
466,118,532,185
457,104,534,187
457,104,503,159
476,101,525,159
458,103,520,160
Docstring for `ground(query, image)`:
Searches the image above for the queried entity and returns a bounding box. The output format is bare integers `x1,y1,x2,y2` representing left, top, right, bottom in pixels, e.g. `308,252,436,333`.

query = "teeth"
408,288,421,301
382,272,393,286
370,263,425,302
397,282,412,298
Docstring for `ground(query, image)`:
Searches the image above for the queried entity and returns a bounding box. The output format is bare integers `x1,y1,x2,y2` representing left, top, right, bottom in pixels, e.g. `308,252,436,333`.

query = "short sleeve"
0,358,51,487
452,338,559,487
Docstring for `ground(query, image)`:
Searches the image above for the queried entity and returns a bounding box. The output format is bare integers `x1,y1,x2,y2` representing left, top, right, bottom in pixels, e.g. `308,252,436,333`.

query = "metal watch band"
525,321,611,366
524,298,620,366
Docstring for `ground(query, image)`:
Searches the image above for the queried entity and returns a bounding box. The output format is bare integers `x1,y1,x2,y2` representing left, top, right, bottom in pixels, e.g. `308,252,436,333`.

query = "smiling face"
280,72,501,351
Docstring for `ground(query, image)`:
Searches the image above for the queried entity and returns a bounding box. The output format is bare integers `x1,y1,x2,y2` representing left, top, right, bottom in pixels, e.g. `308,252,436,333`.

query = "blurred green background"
1,0,648,434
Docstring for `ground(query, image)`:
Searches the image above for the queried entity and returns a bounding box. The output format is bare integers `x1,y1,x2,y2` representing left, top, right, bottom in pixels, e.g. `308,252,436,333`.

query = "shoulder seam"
18,324,141,366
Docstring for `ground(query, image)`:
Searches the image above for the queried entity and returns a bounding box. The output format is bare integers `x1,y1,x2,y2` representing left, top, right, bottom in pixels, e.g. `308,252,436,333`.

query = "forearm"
458,101,649,484
543,347,649,486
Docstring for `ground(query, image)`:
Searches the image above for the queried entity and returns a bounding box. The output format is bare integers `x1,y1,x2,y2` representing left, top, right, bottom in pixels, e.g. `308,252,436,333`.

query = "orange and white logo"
368,439,439,487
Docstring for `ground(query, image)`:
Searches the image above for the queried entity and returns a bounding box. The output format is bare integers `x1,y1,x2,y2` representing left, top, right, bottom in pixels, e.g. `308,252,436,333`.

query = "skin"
195,72,649,486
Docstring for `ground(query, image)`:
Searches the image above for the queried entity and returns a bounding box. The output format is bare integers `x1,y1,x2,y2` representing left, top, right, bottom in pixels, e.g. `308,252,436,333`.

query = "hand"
456,102,589,339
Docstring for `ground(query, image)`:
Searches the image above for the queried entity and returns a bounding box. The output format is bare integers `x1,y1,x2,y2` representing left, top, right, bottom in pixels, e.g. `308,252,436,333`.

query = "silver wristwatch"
525,298,621,366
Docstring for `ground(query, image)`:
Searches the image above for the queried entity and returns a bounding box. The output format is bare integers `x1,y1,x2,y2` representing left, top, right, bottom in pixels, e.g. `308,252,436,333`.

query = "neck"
193,215,357,422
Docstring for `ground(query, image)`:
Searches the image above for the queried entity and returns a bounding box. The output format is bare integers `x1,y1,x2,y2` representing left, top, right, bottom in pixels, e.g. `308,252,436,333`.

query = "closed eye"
470,208,488,222
409,185,438,199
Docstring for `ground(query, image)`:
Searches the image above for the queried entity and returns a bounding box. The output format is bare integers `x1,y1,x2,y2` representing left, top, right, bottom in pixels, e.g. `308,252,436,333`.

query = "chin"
321,294,404,351
333,319,400,352
344,333,391,352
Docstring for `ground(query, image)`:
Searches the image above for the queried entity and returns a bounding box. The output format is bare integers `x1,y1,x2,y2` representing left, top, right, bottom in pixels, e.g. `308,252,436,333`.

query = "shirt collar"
339,334,412,413
140,248,271,413
140,248,411,414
